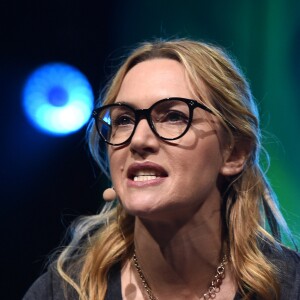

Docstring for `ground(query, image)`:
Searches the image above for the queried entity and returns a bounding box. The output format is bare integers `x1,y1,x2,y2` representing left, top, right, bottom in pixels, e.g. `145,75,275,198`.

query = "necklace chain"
132,250,227,300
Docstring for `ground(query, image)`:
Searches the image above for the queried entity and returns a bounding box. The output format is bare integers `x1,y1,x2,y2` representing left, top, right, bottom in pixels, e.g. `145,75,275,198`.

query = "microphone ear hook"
103,187,117,202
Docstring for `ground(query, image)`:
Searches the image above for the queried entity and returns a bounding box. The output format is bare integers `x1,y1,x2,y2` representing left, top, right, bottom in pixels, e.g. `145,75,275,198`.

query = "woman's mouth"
127,162,168,184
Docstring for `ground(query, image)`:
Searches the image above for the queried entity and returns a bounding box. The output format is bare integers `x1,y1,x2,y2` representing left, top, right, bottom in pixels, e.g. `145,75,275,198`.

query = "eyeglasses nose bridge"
134,108,153,128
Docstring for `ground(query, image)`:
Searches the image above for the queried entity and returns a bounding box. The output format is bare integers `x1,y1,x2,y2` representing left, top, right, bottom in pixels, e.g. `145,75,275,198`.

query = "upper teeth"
133,171,158,182
133,175,157,182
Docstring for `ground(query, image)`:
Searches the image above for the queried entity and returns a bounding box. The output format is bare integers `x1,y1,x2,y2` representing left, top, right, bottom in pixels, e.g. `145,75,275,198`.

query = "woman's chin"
122,203,158,218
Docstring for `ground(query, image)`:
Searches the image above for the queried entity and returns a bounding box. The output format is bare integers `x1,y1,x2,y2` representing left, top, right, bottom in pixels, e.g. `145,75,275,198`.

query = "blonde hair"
57,39,292,300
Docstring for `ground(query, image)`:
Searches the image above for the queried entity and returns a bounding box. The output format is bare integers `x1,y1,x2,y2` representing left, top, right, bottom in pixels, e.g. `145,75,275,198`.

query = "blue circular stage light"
23,63,94,135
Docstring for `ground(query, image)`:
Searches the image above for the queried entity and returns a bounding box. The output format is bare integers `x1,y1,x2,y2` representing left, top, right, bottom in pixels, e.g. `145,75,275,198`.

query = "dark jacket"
23,244,300,300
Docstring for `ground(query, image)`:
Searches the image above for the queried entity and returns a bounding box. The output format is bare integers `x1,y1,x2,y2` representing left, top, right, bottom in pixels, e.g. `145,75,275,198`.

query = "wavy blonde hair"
57,39,292,300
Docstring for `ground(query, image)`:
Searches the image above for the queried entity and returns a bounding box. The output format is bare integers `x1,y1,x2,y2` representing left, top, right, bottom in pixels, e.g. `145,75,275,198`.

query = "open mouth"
127,163,168,183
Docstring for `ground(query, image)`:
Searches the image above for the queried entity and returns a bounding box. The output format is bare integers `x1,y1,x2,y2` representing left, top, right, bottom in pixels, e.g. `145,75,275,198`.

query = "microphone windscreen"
103,188,117,202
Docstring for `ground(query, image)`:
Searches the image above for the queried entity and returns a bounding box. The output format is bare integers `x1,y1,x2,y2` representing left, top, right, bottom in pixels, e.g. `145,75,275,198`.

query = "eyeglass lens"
96,99,192,145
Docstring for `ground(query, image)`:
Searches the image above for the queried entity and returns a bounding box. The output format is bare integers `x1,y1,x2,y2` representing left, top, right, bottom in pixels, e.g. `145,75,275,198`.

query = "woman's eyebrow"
114,100,138,108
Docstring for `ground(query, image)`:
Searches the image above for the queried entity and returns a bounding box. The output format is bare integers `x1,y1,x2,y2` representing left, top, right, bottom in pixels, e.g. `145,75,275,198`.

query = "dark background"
1,1,300,299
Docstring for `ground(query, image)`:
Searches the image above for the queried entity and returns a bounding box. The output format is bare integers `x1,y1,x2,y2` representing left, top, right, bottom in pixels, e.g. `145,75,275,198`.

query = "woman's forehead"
116,58,210,108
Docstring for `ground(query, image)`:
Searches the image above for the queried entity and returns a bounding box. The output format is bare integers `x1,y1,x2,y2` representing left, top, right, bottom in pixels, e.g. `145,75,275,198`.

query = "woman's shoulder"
23,261,122,300
277,246,300,299
262,241,300,299
280,245,300,264
22,263,76,300
263,242,300,266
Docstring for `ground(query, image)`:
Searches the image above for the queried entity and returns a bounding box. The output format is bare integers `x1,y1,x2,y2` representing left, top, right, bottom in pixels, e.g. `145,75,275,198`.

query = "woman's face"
108,58,232,222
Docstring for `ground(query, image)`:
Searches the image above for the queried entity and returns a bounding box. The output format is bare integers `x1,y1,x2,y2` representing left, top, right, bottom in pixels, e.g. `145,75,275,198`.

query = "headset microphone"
103,187,117,202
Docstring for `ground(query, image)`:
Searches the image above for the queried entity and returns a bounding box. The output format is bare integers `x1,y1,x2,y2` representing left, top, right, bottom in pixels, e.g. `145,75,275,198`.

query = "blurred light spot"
48,86,69,106
23,63,94,135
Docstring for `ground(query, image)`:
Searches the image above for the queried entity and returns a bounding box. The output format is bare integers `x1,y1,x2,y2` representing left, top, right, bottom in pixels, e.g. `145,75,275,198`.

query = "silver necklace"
132,250,228,300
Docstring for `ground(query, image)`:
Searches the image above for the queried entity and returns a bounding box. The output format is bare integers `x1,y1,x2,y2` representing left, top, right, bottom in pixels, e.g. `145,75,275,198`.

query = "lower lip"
127,176,167,188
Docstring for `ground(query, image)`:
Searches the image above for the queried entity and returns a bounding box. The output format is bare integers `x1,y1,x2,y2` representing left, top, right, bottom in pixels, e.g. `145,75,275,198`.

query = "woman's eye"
113,115,134,126
164,111,189,123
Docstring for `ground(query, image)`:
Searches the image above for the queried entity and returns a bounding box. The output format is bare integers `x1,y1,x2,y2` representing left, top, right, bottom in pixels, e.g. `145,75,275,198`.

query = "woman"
23,39,300,300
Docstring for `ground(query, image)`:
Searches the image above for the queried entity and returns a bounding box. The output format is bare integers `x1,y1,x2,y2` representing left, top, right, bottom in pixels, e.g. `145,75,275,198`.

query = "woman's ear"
220,142,249,176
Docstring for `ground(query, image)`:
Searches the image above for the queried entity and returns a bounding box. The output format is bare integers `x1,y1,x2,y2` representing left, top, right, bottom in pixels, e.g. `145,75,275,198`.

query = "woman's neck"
131,204,226,299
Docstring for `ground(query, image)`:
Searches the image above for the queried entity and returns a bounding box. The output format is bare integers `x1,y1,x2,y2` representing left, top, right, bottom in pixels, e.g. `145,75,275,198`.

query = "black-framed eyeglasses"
92,97,213,146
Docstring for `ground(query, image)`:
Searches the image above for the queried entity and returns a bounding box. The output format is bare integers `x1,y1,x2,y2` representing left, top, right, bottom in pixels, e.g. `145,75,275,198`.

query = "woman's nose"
129,119,160,155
